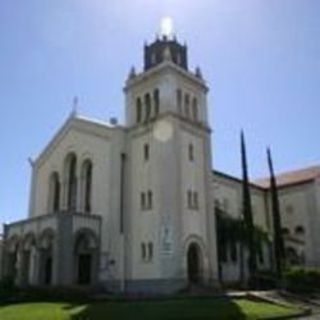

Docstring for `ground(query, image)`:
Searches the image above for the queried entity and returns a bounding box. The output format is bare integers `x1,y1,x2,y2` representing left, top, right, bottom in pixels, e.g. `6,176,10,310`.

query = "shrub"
0,276,16,298
284,267,320,293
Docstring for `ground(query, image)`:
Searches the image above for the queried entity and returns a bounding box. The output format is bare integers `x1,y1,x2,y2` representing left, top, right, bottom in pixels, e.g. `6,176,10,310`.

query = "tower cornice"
124,61,208,93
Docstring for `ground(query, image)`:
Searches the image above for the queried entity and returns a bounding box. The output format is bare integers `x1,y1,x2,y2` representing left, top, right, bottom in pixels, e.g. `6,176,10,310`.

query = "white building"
1,33,319,292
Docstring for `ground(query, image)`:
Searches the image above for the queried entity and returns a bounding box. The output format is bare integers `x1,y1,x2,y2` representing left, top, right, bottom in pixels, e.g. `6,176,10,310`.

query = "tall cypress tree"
267,147,285,280
241,131,257,287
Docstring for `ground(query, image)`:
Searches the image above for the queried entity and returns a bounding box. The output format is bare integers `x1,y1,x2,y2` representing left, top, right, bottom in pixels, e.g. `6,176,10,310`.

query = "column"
29,246,40,285
52,242,59,285
53,214,74,285
15,249,23,286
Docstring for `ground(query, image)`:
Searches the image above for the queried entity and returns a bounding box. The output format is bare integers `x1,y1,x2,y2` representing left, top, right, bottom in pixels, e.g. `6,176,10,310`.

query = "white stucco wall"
278,182,318,267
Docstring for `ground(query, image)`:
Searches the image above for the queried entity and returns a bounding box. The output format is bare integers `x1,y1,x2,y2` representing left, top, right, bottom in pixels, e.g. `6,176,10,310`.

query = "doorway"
77,254,92,285
187,243,202,284
44,256,52,285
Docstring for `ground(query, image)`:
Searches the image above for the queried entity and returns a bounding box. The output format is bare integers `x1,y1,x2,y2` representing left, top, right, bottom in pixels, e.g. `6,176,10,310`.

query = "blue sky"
1,0,320,225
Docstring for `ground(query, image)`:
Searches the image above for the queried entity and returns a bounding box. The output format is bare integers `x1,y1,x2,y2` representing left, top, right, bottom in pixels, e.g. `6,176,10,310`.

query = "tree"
267,147,285,280
241,131,257,287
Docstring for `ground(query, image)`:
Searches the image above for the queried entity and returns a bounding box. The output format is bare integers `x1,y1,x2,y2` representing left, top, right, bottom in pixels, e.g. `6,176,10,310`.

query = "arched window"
148,242,153,261
192,97,198,121
48,172,60,213
185,94,190,118
282,227,290,236
153,89,160,116
145,93,151,121
140,192,146,210
141,243,147,261
65,153,77,211
187,190,192,209
81,160,93,214
188,143,194,161
147,190,153,209
193,192,199,209
144,143,150,161
176,89,182,114
295,225,305,235
136,97,142,123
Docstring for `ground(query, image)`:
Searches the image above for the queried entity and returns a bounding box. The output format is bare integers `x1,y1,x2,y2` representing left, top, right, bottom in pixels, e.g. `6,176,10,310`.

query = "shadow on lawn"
83,298,247,320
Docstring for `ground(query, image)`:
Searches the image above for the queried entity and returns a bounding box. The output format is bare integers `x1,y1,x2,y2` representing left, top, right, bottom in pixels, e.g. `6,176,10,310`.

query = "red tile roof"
255,165,320,188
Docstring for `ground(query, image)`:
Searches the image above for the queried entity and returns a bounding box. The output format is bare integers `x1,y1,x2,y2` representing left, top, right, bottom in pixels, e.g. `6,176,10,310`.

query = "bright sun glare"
160,16,174,38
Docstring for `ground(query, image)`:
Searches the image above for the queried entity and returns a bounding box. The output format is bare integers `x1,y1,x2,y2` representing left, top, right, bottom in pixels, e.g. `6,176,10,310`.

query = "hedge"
284,267,320,293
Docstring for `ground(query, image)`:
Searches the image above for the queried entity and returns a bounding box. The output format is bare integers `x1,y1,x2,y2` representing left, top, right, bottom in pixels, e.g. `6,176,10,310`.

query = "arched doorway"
21,233,37,286
6,235,20,284
39,229,55,286
74,230,98,285
187,243,202,284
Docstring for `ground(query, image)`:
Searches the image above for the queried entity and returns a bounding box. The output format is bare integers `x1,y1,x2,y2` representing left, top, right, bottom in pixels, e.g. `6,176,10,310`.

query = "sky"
1,0,320,226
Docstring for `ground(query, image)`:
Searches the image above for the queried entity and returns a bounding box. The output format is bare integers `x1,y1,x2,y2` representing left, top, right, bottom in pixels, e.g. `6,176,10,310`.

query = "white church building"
1,31,320,293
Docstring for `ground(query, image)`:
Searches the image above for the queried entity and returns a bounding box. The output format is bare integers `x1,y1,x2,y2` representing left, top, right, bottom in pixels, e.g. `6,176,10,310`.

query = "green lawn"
0,298,302,320
0,302,86,320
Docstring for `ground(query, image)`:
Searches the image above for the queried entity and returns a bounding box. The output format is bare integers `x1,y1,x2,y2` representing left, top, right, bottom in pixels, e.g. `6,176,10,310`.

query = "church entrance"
74,230,99,286
44,256,52,285
187,243,202,284
77,254,92,285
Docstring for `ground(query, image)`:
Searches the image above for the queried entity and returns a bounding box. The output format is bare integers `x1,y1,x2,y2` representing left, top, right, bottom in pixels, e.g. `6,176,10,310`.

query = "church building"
1,29,320,293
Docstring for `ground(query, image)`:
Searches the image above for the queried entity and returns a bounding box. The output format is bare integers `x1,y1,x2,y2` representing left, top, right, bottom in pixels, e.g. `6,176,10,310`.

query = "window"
193,192,199,210
144,144,150,161
141,192,146,210
145,93,151,121
148,242,153,261
295,225,305,235
187,190,192,209
48,172,60,213
192,97,198,121
141,242,153,262
65,153,77,211
141,191,153,210
176,89,182,114
141,243,147,261
147,190,153,209
188,143,194,162
154,89,160,116
136,97,142,123
81,160,93,214
187,190,199,210
185,94,190,118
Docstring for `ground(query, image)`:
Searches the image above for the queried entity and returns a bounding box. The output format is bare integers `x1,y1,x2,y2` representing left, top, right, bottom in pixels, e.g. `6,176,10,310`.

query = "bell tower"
123,21,218,291
124,21,209,128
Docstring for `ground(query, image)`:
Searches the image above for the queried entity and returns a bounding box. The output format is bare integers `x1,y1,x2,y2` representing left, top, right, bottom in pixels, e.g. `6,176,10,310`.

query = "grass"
0,302,86,320
0,298,302,320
